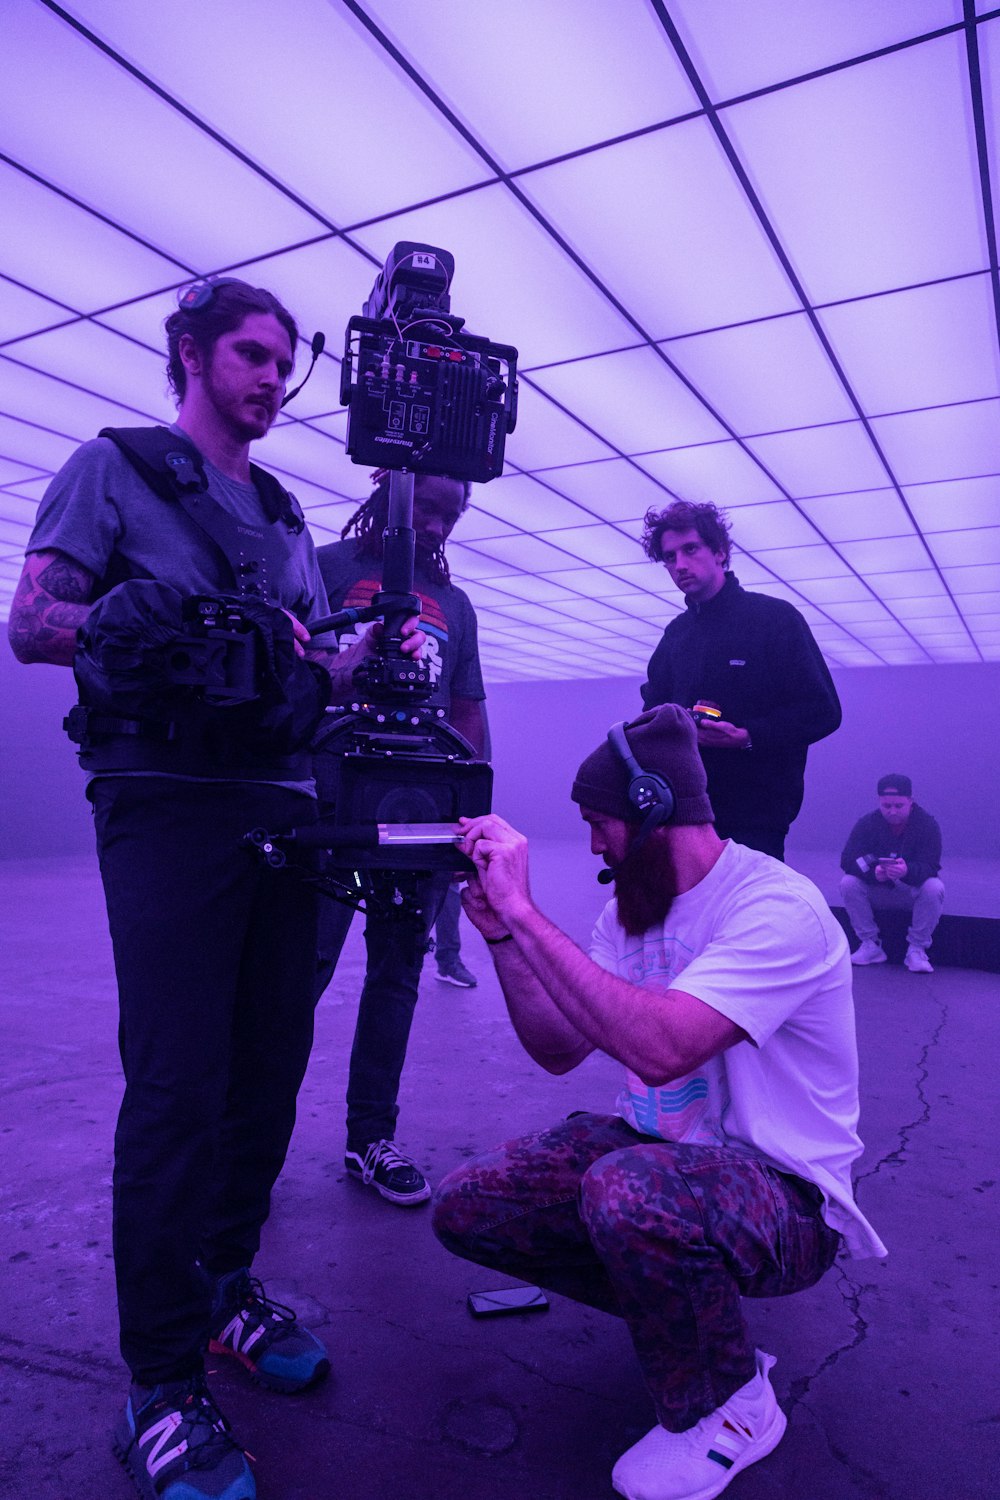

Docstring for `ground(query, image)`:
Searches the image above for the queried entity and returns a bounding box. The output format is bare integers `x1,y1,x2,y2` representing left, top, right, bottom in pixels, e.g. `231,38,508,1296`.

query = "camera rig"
248,242,517,923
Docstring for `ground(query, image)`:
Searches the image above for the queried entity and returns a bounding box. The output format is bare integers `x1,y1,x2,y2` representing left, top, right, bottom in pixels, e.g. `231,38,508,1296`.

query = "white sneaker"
851,939,887,966
611,1350,787,1500
905,945,934,973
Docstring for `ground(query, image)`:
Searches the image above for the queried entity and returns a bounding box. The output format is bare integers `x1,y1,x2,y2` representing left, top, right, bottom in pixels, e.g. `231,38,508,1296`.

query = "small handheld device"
467,1285,549,1318
691,699,722,725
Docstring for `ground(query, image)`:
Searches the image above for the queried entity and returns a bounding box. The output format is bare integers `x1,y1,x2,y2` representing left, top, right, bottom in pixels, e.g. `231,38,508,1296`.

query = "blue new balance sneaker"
113,1375,255,1499
209,1269,330,1393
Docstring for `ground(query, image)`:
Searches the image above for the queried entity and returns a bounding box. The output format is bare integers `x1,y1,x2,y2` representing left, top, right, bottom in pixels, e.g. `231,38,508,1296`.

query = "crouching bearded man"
432,704,886,1500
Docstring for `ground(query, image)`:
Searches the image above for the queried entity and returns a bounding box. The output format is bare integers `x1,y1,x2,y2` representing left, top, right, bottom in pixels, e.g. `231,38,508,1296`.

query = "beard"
611,831,680,936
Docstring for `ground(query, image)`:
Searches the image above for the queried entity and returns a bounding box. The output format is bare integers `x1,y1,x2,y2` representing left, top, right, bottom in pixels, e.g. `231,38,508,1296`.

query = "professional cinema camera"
248,242,518,922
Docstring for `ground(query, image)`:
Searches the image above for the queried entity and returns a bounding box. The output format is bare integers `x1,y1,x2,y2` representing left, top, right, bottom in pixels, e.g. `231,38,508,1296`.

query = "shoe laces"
360,1139,419,1184
239,1275,297,1337
136,1376,246,1475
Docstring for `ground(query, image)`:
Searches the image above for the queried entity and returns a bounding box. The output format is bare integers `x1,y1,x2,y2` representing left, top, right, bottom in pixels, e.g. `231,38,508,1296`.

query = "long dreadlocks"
340,471,471,587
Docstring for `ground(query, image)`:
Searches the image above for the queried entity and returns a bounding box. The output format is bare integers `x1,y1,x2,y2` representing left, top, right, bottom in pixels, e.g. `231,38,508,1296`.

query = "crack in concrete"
784,993,948,1473
854,995,949,1194
793,1399,892,1498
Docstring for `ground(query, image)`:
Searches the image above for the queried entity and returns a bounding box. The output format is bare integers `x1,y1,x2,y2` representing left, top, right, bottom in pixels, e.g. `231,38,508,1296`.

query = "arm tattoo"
7,551,95,666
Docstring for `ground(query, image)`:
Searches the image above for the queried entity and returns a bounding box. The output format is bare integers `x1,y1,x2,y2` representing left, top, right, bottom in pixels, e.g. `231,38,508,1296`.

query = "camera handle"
309,470,432,700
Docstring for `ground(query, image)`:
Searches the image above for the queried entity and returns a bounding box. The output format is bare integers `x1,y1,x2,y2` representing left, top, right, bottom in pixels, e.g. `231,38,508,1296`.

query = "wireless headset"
597,722,676,886
177,277,245,312
176,279,326,408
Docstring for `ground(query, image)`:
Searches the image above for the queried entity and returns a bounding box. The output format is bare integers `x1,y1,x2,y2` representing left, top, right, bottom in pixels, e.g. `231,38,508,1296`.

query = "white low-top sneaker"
851,939,888,966
905,945,934,973
612,1350,787,1500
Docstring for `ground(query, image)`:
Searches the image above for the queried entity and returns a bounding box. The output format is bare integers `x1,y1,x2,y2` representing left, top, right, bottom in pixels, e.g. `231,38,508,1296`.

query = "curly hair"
341,472,471,587
641,500,732,568
165,279,299,402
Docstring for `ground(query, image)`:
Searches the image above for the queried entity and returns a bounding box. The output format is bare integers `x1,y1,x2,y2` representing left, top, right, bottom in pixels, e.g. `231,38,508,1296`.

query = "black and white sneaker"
344,1139,431,1205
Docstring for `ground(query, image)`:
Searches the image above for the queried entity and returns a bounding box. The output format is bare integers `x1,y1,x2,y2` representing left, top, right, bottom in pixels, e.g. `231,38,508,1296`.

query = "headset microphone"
280,332,326,408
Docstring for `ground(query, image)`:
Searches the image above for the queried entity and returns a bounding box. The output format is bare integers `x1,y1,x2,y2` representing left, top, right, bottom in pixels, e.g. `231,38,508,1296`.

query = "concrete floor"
1,841,998,1500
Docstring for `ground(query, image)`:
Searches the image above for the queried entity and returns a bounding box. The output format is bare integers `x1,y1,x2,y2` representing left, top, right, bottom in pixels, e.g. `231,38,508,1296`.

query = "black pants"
90,777,318,1385
315,871,450,1151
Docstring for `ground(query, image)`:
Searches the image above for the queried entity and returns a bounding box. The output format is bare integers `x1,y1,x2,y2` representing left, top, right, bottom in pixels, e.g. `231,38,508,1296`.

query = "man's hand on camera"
458,814,533,929
696,719,750,750
282,609,311,658
365,616,426,659
877,857,906,881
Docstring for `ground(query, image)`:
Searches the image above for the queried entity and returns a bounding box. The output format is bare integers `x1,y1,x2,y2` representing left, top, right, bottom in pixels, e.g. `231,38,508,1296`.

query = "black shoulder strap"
99,426,304,533
99,425,207,503
99,426,300,603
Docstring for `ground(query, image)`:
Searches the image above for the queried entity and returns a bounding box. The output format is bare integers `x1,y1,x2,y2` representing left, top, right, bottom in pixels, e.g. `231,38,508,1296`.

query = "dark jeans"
315,871,450,1150
717,822,787,861
433,1113,841,1431
90,777,319,1385
433,883,463,972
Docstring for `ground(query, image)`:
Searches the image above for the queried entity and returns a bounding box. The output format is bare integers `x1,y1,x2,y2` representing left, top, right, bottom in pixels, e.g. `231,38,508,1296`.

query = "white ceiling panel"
667,313,856,434
819,276,1000,414
903,474,1000,531
670,0,962,101
10,323,172,421
528,119,797,339
637,441,784,507
944,563,1000,593
722,32,986,303
536,460,673,523
928,527,1000,567
2,2,996,674
62,0,493,226
362,0,698,167
746,422,889,494
718,501,822,551
0,6,324,269
871,400,1000,485
797,489,915,542
474,475,594,533
531,347,727,456
0,160,184,307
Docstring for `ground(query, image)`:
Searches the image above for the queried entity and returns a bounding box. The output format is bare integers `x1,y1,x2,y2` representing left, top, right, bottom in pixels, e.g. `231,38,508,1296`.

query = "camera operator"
7,278,423,1500
314,469,486,1204
640,500,841,860
433,704,885,1500
840,774,944,972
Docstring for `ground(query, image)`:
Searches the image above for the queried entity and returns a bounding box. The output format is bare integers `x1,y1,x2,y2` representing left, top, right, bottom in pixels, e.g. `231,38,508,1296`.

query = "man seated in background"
434,704,884,1500
840,774,944,973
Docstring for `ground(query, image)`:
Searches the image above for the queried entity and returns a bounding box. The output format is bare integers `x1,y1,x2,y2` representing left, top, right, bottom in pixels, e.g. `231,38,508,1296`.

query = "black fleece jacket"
641,573,842,835
840,805,942,888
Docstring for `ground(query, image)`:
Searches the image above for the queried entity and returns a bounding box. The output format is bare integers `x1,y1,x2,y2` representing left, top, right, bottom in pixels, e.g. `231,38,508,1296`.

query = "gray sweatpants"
840,873,945,949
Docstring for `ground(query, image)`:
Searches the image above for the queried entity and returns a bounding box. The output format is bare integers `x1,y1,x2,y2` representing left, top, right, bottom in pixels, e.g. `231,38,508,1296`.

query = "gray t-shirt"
28,432,330,624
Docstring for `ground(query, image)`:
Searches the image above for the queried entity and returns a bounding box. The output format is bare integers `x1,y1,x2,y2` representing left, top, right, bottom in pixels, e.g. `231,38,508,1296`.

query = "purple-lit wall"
2,648,998,860
487,662,1000,859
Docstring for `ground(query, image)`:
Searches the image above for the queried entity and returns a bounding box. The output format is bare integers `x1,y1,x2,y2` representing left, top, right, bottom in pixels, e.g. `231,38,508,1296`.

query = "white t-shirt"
590,840,887,1260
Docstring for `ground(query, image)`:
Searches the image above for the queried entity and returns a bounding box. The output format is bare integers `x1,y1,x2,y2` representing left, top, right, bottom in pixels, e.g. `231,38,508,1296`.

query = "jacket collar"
685,570,741,614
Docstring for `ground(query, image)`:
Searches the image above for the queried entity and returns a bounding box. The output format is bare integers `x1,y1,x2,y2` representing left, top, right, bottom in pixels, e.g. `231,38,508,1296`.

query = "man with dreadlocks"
315,470,487,1204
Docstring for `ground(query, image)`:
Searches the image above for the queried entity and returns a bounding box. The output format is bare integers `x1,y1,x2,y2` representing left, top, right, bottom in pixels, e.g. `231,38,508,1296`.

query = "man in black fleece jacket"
839,774,944,973
640,501,841,860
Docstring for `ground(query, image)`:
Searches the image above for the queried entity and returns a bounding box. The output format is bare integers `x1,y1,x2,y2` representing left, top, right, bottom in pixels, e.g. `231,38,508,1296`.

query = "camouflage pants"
432,1112,841,1431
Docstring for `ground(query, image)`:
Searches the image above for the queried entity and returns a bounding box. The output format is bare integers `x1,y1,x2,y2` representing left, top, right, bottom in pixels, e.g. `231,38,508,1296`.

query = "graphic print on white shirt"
614,934,731,1145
